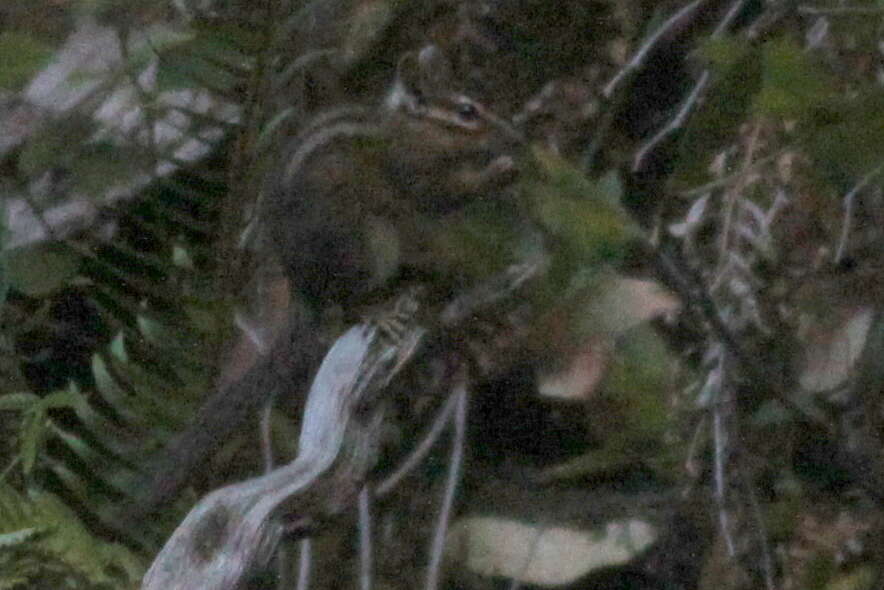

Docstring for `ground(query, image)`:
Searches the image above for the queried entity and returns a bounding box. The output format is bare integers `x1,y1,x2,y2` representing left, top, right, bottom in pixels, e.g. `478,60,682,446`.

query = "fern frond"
0,482,143,589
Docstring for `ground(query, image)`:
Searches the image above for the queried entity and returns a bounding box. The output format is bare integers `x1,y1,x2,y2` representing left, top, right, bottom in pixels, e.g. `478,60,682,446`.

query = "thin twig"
798,5,884,14
258,388,291,590
712,354,735,557
358,488,373,590
604,0,704,98
633,0,748,171
835,163,884,264
741,468,775,590
678,152,783,198
259,398,290,590
714,0,751,36
296,538,312,590
424,376,468,590
653,244,823,427
684,414,708,481
717,121,761,264
633,71,709,172
375,392,460,497
0,456,21,483
261,401,275,472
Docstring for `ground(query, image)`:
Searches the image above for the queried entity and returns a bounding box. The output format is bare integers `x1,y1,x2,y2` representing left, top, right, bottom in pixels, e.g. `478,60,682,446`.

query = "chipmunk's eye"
456,101,479,122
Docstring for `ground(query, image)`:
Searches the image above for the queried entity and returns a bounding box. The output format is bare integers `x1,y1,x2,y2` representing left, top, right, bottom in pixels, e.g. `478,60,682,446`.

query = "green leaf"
7,386,82,477
109,332,128,362
755,37,835,120
25,487,144,584
594,327,679,472
154,23,253,93
72,142,150,197
427,199,527,279
127,26,196,74
21,411,47,476
2,245,81,297
137,313,176,348
526,153,633,267
172,243,195,269
805,89,884,178
0,393,40,411
39,388,84,411
0,32,53,90
91,354,137,423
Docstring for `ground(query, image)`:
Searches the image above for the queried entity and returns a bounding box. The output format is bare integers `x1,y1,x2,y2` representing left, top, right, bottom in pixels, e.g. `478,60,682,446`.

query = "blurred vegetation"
1,0,883,589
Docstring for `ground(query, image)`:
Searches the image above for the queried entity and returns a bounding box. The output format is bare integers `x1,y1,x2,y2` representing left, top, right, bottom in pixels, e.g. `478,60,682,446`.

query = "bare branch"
296,539,312,590
741,469,775,590
653,244,824,427
358,488,373,590
603,0,704,98
835,163,884,264
375,392,459,497
633,71,709,172
142,260,545,590
633,0,748,171
424,375,468,590
798,4,884,15
142,316,426,590
712,353,735,557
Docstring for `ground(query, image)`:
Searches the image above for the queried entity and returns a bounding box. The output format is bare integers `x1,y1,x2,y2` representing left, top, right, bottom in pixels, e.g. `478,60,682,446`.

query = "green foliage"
526,148,633,263
1,245,81,297
520,151,682,483
754,37,836,119
153,21,258,93
0,482,143,589
806,90,884,178
0,386,84,477
598,327,678,463
518,149,645,358
7,2,880,587
674,31,884,191
523,148,636,291
0,32,52,91
0,3,258,574
427,199,530,279
539,326,681,482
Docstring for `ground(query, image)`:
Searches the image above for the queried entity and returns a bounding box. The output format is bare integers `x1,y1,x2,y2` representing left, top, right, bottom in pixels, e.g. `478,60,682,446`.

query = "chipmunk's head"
384,45,523,211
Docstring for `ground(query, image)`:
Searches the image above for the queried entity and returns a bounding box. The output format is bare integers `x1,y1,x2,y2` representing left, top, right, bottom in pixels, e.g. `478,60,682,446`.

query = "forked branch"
142,258,546,590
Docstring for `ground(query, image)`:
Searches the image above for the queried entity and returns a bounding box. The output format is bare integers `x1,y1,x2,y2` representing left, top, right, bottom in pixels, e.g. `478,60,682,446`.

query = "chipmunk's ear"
391,45,454,109
415,45,454,95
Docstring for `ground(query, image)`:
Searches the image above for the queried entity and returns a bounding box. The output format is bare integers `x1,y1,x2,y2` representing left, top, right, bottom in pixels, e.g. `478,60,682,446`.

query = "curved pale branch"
142,258,546,590
143,313,425,590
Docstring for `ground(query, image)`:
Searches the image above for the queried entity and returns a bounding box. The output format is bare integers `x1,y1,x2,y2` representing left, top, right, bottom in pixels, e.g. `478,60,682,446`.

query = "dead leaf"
446,516,656,586
799,306,873,392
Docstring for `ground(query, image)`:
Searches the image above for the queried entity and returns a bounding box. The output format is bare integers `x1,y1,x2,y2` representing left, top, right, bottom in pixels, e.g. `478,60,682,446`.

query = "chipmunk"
265,45,523,309
136,45,523,517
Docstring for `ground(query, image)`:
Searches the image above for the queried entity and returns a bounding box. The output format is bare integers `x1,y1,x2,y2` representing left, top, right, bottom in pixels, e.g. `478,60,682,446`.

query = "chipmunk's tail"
124,300,323,531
